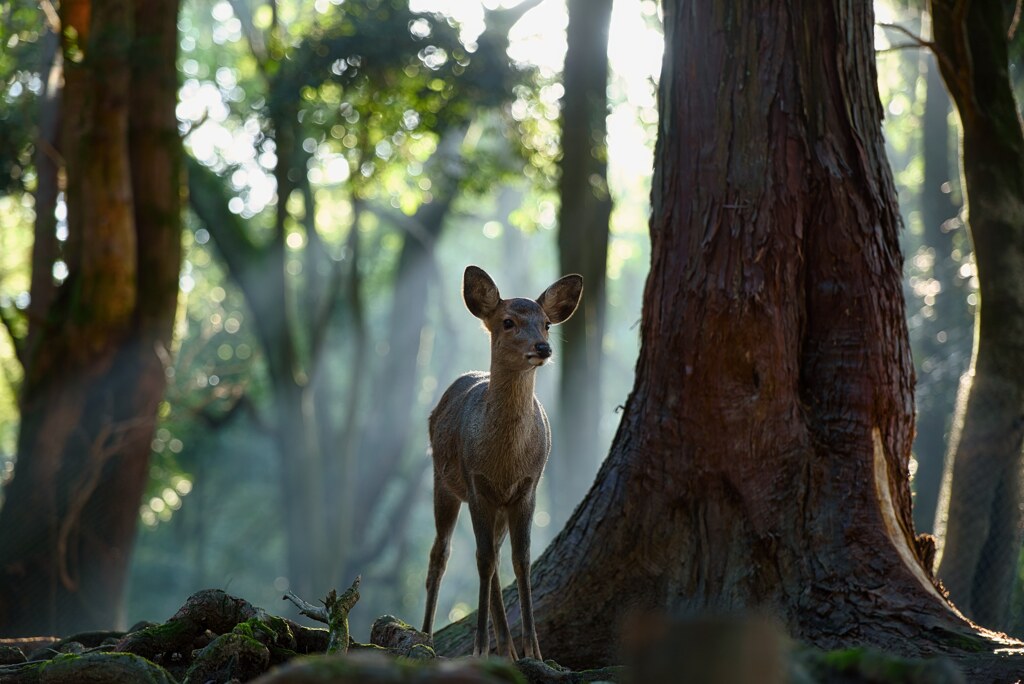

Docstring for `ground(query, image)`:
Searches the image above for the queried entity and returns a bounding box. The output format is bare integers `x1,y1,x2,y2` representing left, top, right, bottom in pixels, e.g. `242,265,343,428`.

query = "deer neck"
485,365,537,423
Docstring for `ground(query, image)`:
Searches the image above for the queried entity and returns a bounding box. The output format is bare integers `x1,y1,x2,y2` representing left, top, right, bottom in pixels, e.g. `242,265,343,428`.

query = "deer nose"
535,342,552,358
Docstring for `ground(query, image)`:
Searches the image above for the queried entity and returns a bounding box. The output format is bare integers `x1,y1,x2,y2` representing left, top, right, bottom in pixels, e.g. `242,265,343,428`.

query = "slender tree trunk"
187,157,331,600
353,129,465,539
0,0,181,635
931,0,1024,630
436,0,997,666
911,48,966,535
552,0,613,531
26,29,61,357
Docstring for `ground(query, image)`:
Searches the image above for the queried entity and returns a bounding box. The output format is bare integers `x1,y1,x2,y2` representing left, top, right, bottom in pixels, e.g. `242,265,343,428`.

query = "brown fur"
422,265,583,660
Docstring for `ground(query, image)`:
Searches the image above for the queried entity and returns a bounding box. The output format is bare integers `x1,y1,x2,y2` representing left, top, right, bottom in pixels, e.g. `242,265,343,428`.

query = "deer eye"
502,318,515,330
545,322,551,330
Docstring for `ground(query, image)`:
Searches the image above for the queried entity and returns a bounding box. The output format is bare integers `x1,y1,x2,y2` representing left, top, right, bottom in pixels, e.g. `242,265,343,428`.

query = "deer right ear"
463,266,501,319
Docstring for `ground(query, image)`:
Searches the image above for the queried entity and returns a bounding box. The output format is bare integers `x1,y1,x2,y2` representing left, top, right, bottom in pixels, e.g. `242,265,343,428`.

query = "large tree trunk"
0,0,181,635
931,0,1024,630
551,0,613,530
436,0,1000,667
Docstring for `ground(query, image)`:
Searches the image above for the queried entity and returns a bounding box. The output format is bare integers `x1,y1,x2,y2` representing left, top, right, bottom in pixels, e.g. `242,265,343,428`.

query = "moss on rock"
39,652,175,684
184,632,270,684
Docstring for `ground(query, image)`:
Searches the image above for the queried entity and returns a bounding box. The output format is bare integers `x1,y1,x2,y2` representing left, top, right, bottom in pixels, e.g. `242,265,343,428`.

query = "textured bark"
931,0,1024,630
911,48,966,536
435,0,1009,668
0,0,182,635
552,0,613,530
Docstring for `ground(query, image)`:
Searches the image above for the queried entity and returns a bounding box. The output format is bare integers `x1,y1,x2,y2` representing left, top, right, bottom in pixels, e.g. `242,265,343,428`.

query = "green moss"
39,652,176,683
349,642,390,653
260,652,526,683
945,632,992,653
403,643,436,660
819,646,869,670
127,618,191,642
380,615,416,631
183,632,270,684
801,646,962,684
233,617,281,644
266,615,296,642
473,657,527,683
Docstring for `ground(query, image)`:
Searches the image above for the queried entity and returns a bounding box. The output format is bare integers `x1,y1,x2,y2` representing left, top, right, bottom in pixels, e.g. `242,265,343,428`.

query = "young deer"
422,265,583,660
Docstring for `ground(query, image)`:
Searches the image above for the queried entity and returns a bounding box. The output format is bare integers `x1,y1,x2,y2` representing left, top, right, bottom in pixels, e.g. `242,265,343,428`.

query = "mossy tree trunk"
436,0,1010,667
0,0,182,635
930,0,1024,630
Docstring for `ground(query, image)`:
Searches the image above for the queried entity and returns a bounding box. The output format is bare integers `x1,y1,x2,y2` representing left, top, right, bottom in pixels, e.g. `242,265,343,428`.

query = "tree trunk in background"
26,29,61,356
910,49,967,535
188,157,332,601
353,201,447,533
552,0,613,531
0,0,181,635
931,0,1024,630
436,0,1002,667
350,130,466,582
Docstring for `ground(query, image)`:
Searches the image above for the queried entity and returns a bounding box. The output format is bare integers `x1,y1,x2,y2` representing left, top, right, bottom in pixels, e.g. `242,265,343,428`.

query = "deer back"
429,371,551,505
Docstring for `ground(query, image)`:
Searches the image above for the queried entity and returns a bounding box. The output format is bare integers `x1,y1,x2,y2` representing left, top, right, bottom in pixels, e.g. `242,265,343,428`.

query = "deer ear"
463,266,501,319
537,274,583,324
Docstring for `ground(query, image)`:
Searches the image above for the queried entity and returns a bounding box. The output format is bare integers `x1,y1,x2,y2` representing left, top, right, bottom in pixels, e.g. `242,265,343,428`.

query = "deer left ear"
537,274,583,324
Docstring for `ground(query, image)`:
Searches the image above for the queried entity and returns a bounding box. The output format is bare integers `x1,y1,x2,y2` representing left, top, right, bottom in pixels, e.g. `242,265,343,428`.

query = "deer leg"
509,494,541,660
423,484,461,635
468,491,499,657
489,516,518,659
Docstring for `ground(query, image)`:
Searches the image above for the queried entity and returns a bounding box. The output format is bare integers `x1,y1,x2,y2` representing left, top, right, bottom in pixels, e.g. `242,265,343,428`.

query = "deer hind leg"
423,483,461,635
489,514,518,659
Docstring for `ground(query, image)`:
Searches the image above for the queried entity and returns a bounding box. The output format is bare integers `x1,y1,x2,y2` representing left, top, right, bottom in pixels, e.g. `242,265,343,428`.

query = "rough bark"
552,0,613,530
435,0,1011,668
0,0,182,635
931,0,1024,630
911,47,966,536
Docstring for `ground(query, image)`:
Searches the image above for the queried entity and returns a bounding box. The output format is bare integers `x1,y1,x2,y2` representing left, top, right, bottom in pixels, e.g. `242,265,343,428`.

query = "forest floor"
0,584,1019,683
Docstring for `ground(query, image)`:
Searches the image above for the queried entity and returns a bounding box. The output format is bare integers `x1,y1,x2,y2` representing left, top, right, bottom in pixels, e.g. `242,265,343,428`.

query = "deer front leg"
468,491,500,657
489,516,518,659
509,493,541,660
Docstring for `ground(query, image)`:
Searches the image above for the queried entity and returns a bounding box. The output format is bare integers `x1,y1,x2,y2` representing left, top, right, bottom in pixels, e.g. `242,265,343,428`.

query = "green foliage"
0,1,47,196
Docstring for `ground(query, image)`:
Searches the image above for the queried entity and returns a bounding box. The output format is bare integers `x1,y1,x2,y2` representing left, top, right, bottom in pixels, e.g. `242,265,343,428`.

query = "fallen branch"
283,576,361,655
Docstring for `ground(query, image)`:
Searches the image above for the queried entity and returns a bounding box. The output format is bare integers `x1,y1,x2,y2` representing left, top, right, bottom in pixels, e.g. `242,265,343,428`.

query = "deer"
422,265,583,660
